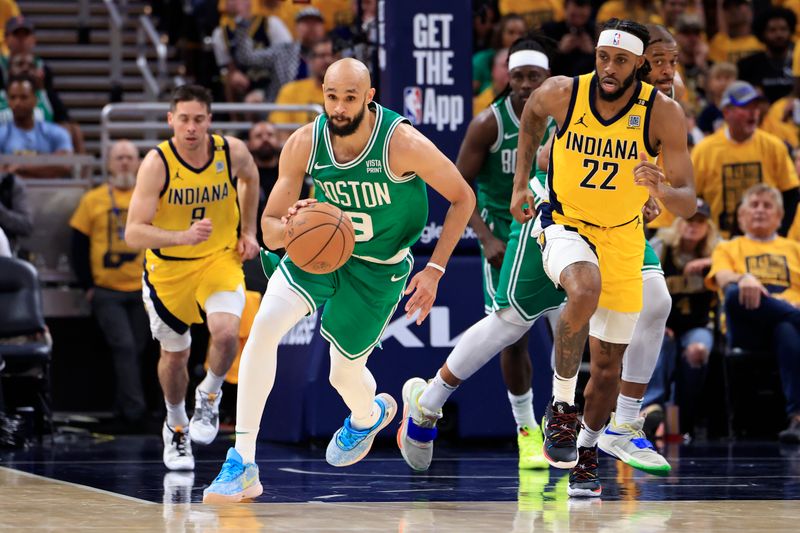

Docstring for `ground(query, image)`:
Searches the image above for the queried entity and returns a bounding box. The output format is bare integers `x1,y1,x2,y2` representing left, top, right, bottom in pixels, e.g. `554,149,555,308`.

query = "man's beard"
253,144,277,161
326,104,366,137
596,68,637,102
109,172,136,190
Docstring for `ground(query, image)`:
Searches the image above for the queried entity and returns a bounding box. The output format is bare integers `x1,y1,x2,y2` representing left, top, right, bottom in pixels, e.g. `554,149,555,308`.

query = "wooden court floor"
1,435,799,532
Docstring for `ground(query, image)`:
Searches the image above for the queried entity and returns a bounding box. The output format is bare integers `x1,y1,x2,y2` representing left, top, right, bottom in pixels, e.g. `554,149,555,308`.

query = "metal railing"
0,155,99,179
103,0,126,99
137,11,172,100
100,102,324,178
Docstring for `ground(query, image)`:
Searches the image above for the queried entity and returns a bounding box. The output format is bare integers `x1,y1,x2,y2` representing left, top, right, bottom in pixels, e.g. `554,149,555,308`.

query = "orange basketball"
285,202,355,274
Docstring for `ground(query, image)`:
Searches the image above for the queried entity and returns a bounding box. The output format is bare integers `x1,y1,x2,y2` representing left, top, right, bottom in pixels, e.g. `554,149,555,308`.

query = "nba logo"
404,86,423,125
613,32,621,45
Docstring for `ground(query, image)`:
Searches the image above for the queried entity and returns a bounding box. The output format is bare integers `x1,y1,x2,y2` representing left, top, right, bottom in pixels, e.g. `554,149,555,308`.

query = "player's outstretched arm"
389,123,476,325
641,95,697,219
126,150,211,249
512,76,571,223
227,136,260,260
262,124,316,250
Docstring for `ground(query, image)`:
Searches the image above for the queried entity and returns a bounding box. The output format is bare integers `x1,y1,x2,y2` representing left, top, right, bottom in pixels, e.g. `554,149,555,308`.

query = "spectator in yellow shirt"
692,81,799,237
706,184,800,443
497,0,563,29
709,0,765,64
269,35,337,142
0,0,19,55
69,140,148,430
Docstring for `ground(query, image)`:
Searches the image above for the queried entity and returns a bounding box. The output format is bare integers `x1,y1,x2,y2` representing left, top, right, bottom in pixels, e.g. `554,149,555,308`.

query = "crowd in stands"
0,0,799,444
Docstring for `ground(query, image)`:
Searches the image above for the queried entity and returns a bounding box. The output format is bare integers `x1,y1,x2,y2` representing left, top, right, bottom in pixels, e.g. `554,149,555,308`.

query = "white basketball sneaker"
397,377,442,472
598,413,671,476
163,422,195,470
189,389,222,445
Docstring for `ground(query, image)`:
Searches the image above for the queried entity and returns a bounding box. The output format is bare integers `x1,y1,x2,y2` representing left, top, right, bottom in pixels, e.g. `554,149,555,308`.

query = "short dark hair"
508,32,554,59
170,84,213,112
753,7,797,41
6,73,36,92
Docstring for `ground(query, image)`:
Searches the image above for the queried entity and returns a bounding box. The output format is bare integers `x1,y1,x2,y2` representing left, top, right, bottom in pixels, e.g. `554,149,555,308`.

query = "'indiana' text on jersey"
545,72,659,228
149,134,239,259
306,102,428,262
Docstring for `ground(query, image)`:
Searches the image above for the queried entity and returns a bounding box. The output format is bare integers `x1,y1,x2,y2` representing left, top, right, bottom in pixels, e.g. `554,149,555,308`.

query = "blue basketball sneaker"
202,448,263,503
326,393,397,467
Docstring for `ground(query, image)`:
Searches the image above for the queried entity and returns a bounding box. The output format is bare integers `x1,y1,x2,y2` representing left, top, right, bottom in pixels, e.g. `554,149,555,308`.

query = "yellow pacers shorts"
143,247,244,331
548,212,645,314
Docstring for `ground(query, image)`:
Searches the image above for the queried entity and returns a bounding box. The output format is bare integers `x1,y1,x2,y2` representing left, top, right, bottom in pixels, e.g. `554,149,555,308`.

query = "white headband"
508,50,549,71
597,29,644,56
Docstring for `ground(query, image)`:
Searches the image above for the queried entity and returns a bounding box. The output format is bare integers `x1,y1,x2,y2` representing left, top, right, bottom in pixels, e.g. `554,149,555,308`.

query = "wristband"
426,262,446,274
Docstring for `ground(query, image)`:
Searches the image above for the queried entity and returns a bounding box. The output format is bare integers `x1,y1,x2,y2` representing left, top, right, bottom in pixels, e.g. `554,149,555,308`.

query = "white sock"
615,394,643,425
234,272,309,464
552,371,578,405
350,401,380,430
576,422,603,448
508,389,536,430
419,369,457,413
166,399,189,428
329,345,379,430
199,369,226,395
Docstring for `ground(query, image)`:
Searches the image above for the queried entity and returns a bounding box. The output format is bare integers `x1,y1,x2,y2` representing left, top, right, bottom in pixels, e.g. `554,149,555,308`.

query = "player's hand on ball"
634,152,667,198
237,233,259,260
281,198,318,225
184,218,212,245
510,187,536,224
404,267,443,325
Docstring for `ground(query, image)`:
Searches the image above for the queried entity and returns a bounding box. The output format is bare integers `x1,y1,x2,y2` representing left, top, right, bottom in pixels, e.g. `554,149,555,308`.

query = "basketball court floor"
1,433,799,531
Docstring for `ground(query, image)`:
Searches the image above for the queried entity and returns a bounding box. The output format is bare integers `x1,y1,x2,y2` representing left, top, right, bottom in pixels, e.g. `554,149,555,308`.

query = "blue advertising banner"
377,0,478,253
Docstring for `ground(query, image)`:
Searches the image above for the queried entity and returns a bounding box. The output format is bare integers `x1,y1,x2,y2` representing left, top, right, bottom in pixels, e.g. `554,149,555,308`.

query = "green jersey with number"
475,94,520,223
307,102,428,262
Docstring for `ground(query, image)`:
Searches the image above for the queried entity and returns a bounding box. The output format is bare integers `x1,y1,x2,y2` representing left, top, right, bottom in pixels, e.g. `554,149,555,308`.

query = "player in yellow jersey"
511,19,696,497
126,85,260,471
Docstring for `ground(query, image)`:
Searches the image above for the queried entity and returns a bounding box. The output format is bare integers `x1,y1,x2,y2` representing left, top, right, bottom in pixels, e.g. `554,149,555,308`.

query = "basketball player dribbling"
125,85,261,470
510,19,696,497
203,58,475,503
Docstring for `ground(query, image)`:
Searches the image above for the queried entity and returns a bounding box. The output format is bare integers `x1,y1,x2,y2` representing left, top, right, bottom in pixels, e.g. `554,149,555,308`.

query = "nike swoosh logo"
504,132,518,140
314,162,333,170
390,274,405,282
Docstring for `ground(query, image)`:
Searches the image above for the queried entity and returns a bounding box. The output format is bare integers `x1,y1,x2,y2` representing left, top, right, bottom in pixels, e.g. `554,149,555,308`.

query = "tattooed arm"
511,76,573,223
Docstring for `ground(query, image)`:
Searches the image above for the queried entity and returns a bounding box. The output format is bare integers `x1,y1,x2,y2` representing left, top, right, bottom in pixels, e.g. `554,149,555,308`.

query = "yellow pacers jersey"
547,72,658,228
69,185,143,292
148,134,239,259
692,128,799,237
706,235,800,305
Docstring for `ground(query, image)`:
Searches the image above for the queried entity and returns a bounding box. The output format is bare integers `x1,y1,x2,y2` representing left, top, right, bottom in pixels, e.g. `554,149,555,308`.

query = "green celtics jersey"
476,94,519,223
306,102,428,262
532,116,557,207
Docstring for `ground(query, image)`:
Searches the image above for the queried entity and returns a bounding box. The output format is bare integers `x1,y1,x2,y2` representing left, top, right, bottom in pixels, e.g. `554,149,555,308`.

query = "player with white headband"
397,36,565,474
507,18,696,498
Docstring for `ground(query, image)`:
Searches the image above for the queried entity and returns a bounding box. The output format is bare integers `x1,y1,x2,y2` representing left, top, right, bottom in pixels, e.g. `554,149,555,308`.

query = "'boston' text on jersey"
316,179,392,209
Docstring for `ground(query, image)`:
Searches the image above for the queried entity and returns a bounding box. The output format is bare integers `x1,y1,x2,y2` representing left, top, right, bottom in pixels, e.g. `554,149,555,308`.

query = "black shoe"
540,399,579,468
779,416,800,444
567,446,602,498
